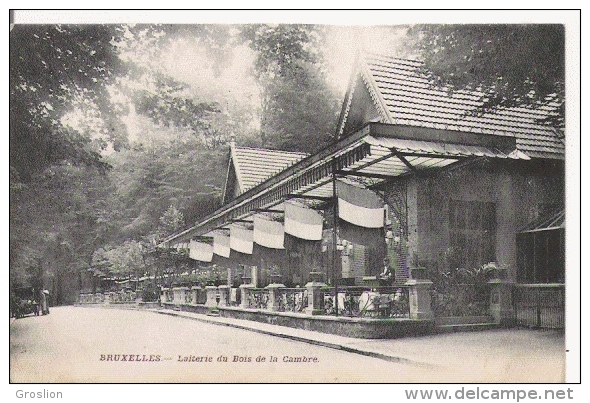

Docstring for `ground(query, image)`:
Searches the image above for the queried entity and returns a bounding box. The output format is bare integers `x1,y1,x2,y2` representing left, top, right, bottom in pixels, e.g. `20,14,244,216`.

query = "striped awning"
189,240,213,262
337,180,384,228
230,223,254,255
284,202,323,241
213,231,231,258
253,214,284,249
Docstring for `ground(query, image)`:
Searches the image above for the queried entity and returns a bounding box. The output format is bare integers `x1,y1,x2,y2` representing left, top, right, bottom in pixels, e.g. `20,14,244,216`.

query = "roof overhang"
519,209,565,233
162,122,529,246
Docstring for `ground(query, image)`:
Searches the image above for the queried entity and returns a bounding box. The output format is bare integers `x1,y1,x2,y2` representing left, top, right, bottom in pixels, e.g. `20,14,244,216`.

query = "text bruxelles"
100,354,161,362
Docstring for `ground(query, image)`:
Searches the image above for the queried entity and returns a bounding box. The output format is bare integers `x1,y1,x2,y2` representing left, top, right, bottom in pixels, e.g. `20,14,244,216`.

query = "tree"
9,24,129,183
101,135,225,241
131,73,229,149
406,24,565,127
240,24,340,153
9,23,233,302
157,205,185,239
10,163,114,303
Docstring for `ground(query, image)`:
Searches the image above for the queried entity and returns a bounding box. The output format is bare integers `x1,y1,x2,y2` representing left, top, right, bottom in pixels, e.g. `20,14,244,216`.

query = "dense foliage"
240,24,340,153
407,24,565,127
10,23,339,304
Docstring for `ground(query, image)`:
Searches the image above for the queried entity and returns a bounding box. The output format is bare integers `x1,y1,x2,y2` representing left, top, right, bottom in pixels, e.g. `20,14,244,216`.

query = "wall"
410,160,564,280
217,307,434,339
341,76,382,137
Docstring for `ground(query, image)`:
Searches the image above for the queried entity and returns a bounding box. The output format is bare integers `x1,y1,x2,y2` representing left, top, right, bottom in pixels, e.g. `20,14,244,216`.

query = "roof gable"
338,71,385,137
338,52,564,159
222,143,308,203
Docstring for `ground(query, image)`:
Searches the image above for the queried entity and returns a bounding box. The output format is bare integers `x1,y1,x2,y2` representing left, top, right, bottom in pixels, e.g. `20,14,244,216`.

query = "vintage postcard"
8,8,580,398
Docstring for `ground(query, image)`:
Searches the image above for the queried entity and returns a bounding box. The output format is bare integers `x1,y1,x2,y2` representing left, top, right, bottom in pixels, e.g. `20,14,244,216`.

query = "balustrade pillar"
180,287,189,304
191,285,202,305
407,279,434,320
488,280,515,326
171,287,180,304
239,284,255,309
305,271,326,316
217,285,230,307
266,283,286,311
205,286,218,308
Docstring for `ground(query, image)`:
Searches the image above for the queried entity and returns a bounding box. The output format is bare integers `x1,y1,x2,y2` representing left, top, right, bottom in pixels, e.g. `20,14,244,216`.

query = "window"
449,200,496,269
517,228,565,284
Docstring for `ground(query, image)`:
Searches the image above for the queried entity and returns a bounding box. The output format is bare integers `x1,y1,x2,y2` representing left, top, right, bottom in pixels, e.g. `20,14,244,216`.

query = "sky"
129,25,409,143
57,22,410,144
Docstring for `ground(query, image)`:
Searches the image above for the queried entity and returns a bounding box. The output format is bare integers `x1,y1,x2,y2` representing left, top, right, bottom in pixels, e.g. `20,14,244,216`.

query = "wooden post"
331,159,339,317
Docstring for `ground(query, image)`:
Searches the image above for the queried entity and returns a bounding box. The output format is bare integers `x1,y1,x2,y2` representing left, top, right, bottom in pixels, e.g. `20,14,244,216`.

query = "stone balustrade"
77,270,518,327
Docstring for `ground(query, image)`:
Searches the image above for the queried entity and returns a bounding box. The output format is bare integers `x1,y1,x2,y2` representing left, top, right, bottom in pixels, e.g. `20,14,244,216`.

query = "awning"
337,180,384,228
253,214,285,249
189,240,213,262
163,122,529,245
213,231,231,258
230,223,254,255
519,209,565,233
284,202,323,241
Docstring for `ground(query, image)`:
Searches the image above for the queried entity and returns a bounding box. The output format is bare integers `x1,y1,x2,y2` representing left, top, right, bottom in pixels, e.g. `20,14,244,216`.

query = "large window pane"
449,200,496,269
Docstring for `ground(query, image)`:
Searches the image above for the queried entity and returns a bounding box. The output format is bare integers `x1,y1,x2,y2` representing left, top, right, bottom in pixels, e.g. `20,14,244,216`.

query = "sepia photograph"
8,9,580,392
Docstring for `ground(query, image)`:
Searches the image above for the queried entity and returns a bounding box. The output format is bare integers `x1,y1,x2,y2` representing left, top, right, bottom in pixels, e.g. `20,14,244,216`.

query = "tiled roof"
361,53,565,159
231,144,308,193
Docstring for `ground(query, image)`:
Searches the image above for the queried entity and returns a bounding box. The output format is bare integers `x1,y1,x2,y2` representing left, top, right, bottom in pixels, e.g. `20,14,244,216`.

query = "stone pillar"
160,288,168,303
239,284,255,309
180,287,190,304
407,279,434,320
305,271,326,316
217,285,230,307
251,266,259,288
171,287,181,305
103,292,112,305
191,285,202,305
239,271,254,309
266,283,286,311
227,267,233,287
488,280,515,326
205,286,218,308
79,293,85,304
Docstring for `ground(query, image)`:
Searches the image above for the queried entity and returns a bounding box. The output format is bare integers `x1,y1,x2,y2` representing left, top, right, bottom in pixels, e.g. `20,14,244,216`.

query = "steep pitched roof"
339,53,564,159
227,143,308,196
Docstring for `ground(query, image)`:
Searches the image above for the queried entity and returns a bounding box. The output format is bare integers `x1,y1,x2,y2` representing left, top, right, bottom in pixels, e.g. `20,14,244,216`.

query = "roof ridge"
233,145,309,156
361,51,424,65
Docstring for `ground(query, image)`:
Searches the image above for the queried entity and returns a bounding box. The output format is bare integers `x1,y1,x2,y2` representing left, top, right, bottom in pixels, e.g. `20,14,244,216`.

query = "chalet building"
158,53,565,332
